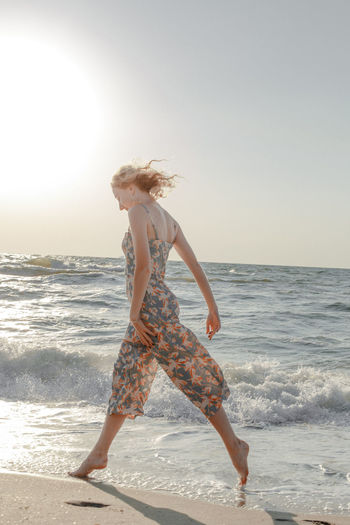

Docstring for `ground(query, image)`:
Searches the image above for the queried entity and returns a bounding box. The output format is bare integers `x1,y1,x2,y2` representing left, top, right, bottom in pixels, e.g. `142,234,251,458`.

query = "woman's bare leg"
68,413,127,478
208,406,249,486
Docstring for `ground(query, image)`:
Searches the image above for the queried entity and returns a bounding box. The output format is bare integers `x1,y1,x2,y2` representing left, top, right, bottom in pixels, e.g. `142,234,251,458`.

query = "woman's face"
111,184,134,210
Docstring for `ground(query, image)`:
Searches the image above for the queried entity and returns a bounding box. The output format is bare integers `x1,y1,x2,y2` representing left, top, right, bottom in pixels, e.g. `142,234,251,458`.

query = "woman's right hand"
206,308,221,340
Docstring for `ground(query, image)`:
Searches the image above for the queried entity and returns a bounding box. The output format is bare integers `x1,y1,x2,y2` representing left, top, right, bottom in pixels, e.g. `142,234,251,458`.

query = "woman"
68,160,249,486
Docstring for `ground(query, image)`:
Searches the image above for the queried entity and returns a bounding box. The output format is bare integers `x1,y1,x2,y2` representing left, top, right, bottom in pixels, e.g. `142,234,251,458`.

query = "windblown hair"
111,159,181,199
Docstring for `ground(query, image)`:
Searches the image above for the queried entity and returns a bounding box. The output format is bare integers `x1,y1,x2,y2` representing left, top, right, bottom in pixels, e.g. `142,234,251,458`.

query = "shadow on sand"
85,477,206,525
71,477,335,525
266,509,334,525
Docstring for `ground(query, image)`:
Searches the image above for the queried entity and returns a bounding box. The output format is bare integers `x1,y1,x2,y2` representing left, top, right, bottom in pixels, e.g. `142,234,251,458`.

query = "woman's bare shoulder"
161,206,179,227
155,203,178,237
159,206,199,268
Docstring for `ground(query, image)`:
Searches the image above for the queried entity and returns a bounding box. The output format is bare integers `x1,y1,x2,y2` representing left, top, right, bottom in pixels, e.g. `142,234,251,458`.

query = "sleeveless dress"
107,203,231,420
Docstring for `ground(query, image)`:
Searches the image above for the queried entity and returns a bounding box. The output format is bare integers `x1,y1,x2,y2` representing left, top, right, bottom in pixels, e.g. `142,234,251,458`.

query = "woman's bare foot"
228,437,249,486
67,451,108,478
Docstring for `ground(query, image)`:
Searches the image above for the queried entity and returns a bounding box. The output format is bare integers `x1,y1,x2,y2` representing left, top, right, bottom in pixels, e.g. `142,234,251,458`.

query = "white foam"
222,359,350,426
1,341,349,426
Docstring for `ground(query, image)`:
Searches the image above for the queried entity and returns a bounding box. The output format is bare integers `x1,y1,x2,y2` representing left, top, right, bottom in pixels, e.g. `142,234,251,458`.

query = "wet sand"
0,470,349,525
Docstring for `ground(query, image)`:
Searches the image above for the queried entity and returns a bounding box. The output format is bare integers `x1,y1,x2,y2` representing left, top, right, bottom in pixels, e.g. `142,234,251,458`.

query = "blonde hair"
111,159,181,199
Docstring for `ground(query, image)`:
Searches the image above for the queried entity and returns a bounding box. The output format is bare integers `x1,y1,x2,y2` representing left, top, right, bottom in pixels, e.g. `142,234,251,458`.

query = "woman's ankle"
225,433,240,451
90,448,108,457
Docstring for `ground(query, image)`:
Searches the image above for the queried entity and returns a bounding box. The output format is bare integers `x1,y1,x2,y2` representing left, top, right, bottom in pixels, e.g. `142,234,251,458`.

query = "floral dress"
107,203,231,419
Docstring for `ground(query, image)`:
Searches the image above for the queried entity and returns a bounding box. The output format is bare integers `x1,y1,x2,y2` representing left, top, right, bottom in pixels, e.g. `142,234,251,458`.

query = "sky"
0,0,349,269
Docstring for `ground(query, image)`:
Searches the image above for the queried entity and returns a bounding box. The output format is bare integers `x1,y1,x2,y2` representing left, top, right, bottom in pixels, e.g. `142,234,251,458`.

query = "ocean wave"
0,255,124,278
0,343,112,405
0,342,349,427
223,360,350,426
325,302,350,312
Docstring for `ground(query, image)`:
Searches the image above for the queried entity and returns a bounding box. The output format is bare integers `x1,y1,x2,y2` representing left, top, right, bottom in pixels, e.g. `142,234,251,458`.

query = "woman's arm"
173,223,218,312
173,223,221,340
128,205,152,321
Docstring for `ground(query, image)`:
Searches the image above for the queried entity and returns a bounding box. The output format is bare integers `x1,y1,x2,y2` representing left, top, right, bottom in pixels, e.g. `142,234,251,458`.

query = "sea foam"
1,340,349,427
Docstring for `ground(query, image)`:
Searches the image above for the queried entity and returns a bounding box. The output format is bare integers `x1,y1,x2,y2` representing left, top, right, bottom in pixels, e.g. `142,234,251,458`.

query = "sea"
0,251,349,516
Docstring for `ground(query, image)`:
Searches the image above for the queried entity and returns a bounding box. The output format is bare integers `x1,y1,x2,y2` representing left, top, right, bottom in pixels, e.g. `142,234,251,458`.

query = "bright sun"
0,35,103,204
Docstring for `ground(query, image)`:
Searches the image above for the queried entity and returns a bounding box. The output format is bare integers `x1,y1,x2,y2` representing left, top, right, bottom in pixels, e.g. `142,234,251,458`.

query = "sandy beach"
1,470,349,525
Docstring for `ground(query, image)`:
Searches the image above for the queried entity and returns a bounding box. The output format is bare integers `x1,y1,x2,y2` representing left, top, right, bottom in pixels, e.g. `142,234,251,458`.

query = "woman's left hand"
130,314,157,348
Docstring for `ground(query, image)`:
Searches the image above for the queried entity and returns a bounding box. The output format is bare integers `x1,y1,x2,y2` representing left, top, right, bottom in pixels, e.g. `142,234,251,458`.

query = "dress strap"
139,203,159,240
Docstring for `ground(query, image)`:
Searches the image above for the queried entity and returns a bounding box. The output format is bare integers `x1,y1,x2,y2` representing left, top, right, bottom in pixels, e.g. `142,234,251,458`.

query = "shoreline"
1,469,349,525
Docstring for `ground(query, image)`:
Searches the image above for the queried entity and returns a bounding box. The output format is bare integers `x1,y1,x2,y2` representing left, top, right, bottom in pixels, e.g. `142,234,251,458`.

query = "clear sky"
0,1,349,268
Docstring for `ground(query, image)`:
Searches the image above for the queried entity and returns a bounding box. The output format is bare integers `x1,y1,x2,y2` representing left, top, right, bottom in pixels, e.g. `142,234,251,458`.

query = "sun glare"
0,35,103,204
